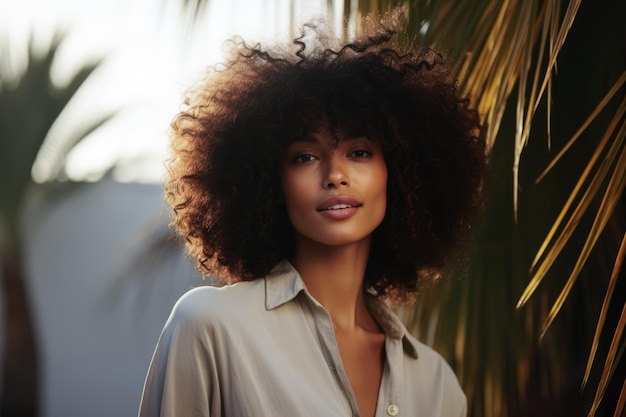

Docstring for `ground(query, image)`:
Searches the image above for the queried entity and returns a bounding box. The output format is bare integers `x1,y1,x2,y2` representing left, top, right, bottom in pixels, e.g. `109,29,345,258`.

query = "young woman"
139,10,486,417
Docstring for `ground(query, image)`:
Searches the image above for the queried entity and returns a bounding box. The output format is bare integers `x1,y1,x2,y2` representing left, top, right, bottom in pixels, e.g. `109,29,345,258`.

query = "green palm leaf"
0,32,112,234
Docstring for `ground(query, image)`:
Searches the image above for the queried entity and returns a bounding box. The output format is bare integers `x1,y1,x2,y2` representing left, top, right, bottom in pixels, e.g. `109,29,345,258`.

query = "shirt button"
387,404,399,416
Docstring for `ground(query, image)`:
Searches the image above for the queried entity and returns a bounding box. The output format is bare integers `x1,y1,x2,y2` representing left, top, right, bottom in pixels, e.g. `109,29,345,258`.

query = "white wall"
19,178,210,417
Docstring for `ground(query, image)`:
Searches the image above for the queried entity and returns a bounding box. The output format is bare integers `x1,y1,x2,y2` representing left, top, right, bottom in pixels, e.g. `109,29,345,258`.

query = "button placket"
381,334,404,417
311,302,360,417
386,404,399,416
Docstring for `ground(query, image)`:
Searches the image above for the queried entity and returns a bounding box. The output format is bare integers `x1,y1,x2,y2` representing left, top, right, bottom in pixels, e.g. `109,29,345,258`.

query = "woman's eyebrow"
291,135,319,144
341,135,370,141
289,134,369,146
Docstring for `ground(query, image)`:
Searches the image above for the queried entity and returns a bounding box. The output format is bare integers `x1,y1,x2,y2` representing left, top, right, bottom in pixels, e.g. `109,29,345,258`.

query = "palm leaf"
539,129,625,337
0,31,108,234
526,73,626,276
588,303,625,417
518,91,626,309
32,110,117,182
612,377,626,417
583,233,625,414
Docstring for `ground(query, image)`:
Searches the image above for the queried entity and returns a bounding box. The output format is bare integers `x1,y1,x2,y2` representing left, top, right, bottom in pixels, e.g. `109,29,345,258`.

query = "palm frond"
539,134,625,337
587,303,625,417
612,377,626,417
0,31,108,234
32,110,117,182
582,232,625,399
518,93,626,308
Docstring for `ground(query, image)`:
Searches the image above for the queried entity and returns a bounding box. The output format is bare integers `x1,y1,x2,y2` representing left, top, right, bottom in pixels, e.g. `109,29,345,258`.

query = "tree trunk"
1,235,38,417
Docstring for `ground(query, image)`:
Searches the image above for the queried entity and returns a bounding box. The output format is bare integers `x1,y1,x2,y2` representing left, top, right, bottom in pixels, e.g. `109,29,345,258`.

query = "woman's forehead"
286,134,379,156
291,130,373,145
288,118,378,144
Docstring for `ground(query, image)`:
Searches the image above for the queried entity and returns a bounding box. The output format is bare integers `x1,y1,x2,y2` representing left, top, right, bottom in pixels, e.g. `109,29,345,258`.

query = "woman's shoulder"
168,279,266,327
402,333,466,415
404,332,462,389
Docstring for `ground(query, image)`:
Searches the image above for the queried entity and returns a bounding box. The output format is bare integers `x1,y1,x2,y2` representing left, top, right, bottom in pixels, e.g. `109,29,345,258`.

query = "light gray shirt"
139,260,466,417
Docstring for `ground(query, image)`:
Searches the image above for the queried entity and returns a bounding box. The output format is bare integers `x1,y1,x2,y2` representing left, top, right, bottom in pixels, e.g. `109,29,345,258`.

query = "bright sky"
1,0,341,183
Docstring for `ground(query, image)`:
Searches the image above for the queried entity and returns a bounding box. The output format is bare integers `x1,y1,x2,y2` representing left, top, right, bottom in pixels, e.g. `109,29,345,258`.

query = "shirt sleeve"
443,369,467,417
410,339,468,417
138,292,221,417
456,393,467,417
436,361,466,417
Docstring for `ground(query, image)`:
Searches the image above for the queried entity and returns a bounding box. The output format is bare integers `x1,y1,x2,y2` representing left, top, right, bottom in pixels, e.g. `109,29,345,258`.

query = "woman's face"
280,127,387,248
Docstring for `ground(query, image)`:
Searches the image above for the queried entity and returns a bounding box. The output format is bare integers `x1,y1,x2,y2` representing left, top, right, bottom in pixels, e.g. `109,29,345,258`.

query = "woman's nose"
323,155,349,189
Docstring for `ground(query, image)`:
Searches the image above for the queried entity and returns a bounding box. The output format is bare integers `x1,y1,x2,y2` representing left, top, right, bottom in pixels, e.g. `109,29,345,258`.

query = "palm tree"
0,33,111,416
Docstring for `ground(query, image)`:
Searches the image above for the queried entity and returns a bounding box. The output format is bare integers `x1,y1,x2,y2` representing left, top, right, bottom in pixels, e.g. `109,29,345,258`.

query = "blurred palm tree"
0,33,112,416
175,1,625,416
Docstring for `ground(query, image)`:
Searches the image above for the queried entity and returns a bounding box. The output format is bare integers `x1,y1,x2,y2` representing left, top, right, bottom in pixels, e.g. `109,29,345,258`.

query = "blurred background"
0,1,624,417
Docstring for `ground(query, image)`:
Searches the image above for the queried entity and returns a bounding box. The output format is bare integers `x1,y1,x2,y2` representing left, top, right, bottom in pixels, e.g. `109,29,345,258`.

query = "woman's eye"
294,154,316,163
350,150,371,158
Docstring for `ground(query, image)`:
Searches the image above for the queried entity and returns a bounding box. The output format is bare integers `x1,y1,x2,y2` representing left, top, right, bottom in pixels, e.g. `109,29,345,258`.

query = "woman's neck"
290,235,377,332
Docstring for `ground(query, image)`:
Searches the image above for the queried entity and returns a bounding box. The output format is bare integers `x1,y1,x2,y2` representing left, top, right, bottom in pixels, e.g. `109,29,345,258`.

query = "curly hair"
166,10,487,298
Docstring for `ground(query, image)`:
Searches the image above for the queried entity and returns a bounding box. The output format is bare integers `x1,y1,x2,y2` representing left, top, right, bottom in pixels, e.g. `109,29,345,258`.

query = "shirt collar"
264,260,307,310
264,260,419,359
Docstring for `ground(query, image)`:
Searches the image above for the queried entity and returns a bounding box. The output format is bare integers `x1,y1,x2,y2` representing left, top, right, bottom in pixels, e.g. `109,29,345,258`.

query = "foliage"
0,33,112,238
0,32,110,416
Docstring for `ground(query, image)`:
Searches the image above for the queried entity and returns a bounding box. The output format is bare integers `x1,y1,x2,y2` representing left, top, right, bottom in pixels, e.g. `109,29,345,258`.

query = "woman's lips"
317,196,361,220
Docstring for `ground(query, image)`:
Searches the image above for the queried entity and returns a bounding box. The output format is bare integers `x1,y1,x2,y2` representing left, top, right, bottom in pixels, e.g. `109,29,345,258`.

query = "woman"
139,10,486,417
